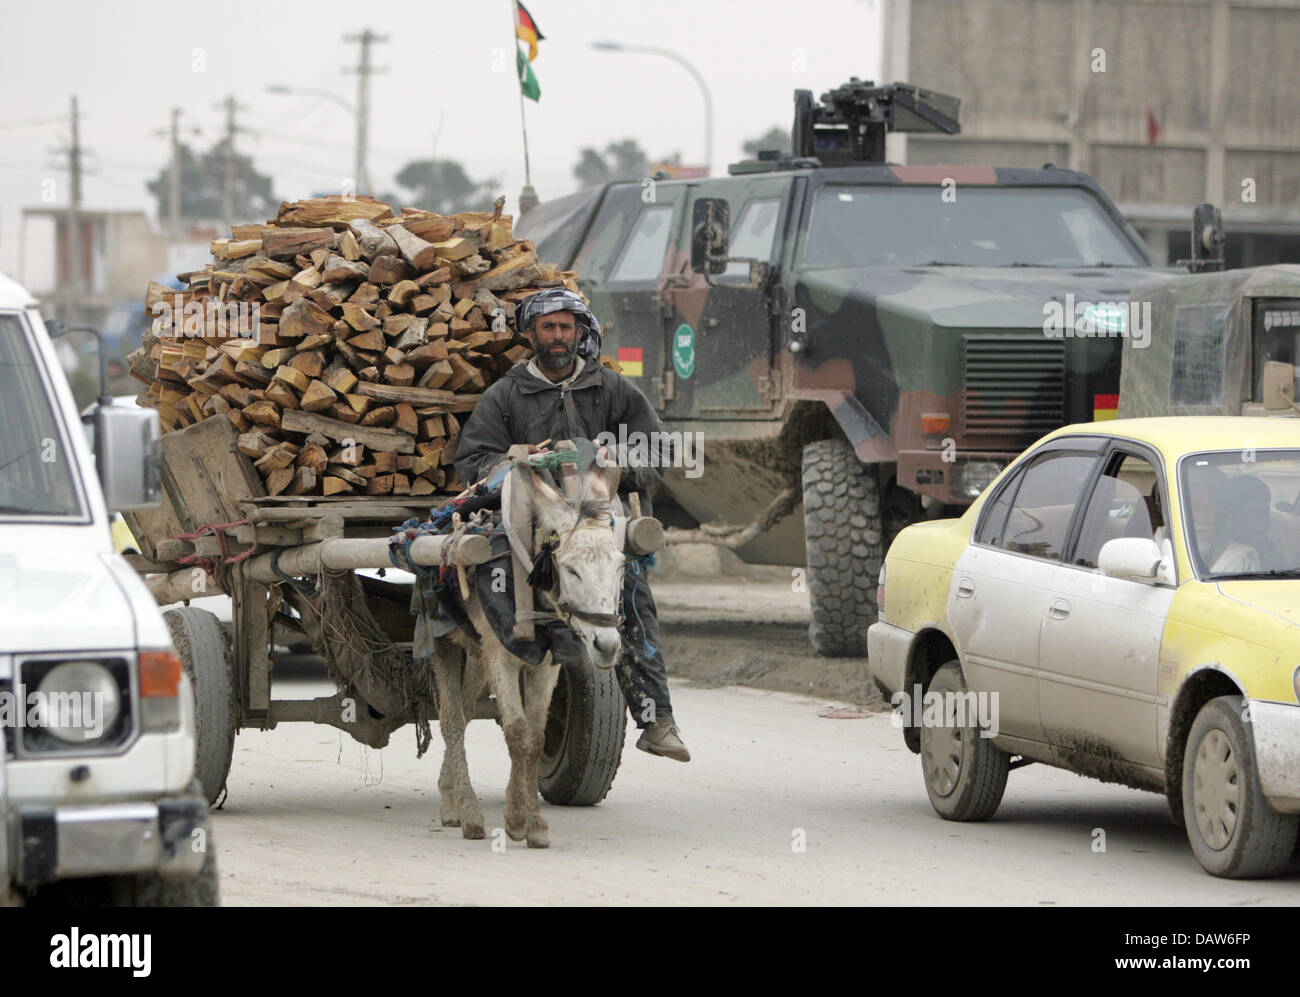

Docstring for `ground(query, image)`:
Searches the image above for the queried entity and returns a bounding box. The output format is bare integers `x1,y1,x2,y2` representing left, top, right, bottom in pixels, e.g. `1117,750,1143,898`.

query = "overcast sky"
0,0,882,284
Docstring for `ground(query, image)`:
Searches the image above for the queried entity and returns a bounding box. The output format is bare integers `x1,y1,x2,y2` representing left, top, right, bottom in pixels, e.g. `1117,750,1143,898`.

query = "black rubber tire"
538,659,627,806
802,439,883,656
920,661,1010,821
883,484,923,554
165,607,237,807
1182,696,1299,878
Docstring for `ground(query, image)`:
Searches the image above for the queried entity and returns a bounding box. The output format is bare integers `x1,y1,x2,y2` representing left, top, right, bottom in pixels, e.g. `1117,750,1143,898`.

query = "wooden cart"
123,417,627,809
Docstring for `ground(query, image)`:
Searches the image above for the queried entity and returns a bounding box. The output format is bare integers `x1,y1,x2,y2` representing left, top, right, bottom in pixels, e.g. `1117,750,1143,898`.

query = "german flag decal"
618,347,644,377
1094,393,1119,421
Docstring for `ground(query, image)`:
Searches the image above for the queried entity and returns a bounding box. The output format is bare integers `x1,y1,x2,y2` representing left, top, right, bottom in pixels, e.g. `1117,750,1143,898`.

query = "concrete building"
883,0,1300,267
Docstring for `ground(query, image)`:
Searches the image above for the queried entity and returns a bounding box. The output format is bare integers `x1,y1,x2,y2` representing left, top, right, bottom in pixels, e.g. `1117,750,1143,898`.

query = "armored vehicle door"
579,184,688,411
660,177,795,421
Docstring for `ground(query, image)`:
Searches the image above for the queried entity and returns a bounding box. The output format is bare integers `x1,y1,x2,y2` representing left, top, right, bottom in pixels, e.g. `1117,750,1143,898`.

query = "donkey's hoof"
526,826,550,849
462,821,485,840
504,819,528,842
440,815,461,828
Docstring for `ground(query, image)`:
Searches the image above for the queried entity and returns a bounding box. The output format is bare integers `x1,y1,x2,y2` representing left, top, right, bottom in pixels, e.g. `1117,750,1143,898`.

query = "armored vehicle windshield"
802,185,1149,270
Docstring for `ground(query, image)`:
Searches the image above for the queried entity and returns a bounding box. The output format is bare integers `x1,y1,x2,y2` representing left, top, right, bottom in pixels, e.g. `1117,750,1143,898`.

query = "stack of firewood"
130,195,579,497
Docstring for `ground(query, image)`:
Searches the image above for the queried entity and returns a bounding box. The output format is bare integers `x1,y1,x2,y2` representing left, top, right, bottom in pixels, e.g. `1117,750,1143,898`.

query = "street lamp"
265,84,367,191
590,42,713,177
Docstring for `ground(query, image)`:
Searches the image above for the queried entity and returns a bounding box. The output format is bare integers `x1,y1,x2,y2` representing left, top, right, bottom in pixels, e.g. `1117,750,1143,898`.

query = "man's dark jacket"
453,359,663,495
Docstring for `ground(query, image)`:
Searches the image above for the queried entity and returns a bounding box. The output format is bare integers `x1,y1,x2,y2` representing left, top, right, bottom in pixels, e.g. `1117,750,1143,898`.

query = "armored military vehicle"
518,79,1179,656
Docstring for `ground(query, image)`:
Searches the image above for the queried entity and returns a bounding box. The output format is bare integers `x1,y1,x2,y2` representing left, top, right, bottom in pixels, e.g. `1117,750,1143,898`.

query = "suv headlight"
35,661,122,744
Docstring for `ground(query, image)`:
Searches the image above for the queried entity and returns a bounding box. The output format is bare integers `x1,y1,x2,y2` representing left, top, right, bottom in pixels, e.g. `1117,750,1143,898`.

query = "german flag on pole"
515,1,544,61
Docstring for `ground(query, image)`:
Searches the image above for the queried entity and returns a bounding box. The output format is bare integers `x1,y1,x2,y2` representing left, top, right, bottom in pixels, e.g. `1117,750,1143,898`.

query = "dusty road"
214,677,1299,906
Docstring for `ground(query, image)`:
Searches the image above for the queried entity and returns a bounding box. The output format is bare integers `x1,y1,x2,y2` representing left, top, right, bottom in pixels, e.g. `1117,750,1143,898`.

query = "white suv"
0,273,216,906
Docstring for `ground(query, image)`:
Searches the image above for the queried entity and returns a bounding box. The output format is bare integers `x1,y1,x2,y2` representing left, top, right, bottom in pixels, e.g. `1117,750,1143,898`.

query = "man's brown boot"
636,718,691,762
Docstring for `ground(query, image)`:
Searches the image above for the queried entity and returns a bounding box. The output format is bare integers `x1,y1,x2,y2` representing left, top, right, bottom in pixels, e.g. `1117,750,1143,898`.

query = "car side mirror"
1098,537,1166,583
94,402,162,511
690,198,730,275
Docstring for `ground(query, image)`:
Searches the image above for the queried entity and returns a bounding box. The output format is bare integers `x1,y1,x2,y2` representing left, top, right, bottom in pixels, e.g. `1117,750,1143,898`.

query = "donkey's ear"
589,458,620,500
522,464,566,506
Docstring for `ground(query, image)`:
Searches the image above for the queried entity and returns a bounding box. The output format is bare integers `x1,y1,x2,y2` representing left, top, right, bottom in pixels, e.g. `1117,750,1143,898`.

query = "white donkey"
432,454,624,848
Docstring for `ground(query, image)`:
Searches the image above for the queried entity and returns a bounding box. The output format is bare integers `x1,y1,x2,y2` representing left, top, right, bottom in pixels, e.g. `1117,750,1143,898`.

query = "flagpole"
511,0,533,189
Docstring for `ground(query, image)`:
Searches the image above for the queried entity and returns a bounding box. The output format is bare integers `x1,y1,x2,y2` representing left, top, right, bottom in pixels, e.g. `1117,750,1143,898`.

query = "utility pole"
169,108,182,237
343,28,388,195
214,94,247,233
154,109,199,239
67,95,84,301
53,94,92,324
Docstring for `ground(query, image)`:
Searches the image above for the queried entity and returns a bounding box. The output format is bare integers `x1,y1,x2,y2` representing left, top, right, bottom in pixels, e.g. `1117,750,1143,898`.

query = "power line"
0,114,69,131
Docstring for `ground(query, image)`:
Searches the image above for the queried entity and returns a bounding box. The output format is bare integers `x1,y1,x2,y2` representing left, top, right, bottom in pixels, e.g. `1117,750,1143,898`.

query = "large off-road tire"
920,661,1010,821
165,607,237,806
538,659,627,806
802,439,883,656
1182,696,1298,878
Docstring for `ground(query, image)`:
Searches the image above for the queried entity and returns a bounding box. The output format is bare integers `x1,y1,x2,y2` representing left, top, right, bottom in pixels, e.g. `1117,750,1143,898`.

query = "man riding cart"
454,289,691,763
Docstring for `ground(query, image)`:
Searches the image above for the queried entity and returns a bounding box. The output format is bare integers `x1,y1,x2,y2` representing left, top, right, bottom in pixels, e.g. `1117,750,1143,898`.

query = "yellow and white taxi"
869,417,1300,878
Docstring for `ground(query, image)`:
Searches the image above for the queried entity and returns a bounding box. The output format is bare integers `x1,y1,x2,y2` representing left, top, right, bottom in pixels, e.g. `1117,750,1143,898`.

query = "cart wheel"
165,608,237,806
538,658,627,806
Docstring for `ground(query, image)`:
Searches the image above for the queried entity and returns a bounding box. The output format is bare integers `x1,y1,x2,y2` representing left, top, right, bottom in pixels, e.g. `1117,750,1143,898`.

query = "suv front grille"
961,333,1065,440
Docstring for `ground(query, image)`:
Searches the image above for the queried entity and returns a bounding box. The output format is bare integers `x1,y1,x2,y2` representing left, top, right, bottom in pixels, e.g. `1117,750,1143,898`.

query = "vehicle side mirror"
1098,537,1165,583
690,198,730,275
1186,202,1224,274
94,403,162,510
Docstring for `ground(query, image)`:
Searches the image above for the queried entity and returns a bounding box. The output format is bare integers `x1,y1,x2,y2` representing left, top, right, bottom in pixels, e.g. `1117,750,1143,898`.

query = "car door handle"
1048,599,1071,620
956,578,975,598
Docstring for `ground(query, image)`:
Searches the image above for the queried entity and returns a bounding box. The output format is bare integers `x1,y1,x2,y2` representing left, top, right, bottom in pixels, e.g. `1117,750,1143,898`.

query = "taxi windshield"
1180,450,1300,579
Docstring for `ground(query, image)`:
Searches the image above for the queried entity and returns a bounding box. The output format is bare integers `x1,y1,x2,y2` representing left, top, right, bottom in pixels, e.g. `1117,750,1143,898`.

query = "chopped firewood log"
322,254,370,283
300,380,336,413
278,194,393,230
349,217,399,258
339,230,362,262
296,444,328,474
264,380,301,411
289,350,326,379
262,227,336,260
388,225,442,271
323,476,354,496
266,467,294,495
346,329,385,352
325,364,358,394
368,255,415,285
279,297,334,340
244,400,281,428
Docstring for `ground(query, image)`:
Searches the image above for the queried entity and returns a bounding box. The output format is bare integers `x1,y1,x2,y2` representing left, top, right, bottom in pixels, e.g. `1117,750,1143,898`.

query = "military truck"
1121,263,1300,420
519,79,1180,656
